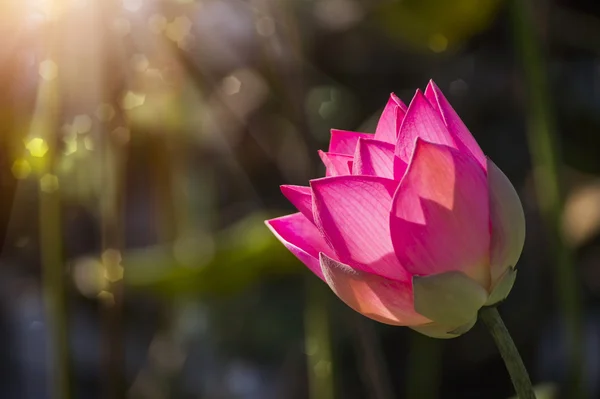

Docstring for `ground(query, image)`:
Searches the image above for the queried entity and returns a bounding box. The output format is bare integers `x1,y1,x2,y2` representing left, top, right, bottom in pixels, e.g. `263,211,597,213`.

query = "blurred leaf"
124,212,303,296
373,0,503,52
508,382,558,399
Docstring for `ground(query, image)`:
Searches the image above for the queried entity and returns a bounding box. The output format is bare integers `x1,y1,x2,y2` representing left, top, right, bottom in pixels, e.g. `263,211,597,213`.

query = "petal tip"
426,79,439,89
279,184,293,194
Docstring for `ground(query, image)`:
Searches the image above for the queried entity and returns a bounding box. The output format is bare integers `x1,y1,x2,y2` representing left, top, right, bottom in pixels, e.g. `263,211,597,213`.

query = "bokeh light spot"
112,127,131,144
73,257,108,298
11,159,31,179
39,60,58,81
63,135,77,155
102,249,124,283
84,136,94,151
255,16,275,36
449,79,468,97
428,34,448,53
313,360,332,378
314,0,364,31
26,138,49,157
305,338,318,356
95,103,116,122
122,91,146,110
145,68,164,80
148,14,167,34
165,16,192,43
40,174,59,193
113,18,131,36
131,54,149,72
73,114,92,133
15,237,30,249
222,75,242,95
123,0,142,12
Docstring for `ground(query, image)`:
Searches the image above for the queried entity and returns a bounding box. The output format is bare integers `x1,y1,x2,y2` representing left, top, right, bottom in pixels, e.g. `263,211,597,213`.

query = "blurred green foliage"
375,0,503,51
124,212,303,296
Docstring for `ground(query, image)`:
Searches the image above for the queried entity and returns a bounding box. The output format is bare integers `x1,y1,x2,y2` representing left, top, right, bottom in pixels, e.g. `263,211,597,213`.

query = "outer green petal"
484,268,517,306
413,271,489,327
410,317,477,339
488,158,526,283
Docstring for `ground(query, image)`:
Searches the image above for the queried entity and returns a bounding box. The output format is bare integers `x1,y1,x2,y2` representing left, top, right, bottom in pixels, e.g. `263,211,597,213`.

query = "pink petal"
375,93,407,144
265,213,333,281
394,90,456,174
352,138,395,179
424,81,486,170
393,158,409,182
318,151,353,176
390,139,491,288
311,175,409,281
329,129,373,156
280,185,314,224
487,158,525,282
320,253,429,326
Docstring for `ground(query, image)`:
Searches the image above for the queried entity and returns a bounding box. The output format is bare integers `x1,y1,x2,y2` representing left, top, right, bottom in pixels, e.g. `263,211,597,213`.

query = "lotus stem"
480,307,536,399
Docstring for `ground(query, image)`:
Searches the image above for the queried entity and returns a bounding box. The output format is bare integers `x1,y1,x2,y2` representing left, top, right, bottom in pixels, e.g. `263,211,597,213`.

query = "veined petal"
375,93,407,144
311,175,408,281
265,213,333,280
395,90,456,171
280,185,314,224
318,151,353,176
320,253,428,326
352,138,395,179
390,139,491,288
424,80,486,169
329,129,373,156
487,158,525,283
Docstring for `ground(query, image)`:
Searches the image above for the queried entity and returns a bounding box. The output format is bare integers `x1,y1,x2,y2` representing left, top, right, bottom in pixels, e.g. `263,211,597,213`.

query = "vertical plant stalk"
511,0,584,396
305,280,335,399
480,307,536,399
349,314,394,399
35,78,71,398
100,142,127,399
405,333,442,399
40,183,70,399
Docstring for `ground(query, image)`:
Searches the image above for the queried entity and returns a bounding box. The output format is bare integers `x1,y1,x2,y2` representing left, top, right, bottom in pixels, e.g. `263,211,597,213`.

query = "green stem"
34,64,70,399
511,1,584,396
305,279,335,399
479,307,535,399
40,184,71,399
405,332,441,399
349,314,394,399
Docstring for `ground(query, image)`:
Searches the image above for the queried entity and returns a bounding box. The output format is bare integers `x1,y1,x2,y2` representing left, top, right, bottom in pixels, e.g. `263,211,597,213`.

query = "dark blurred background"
1,0,600,398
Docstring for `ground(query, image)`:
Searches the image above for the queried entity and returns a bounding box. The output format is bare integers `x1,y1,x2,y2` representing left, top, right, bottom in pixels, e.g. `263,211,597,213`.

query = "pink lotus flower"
265,81,525,338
